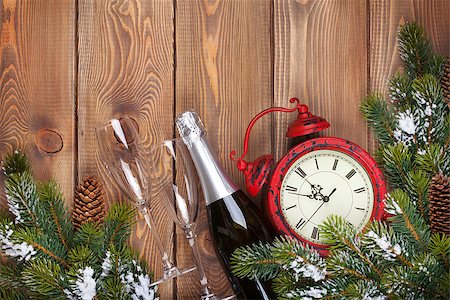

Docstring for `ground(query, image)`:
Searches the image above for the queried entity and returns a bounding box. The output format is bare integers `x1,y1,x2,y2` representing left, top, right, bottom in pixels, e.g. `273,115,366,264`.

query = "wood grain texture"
77,0,175,297
1,0,449,298
273,0,368,159
0,0,76,210
369,0,450,93
175,0,273,298
369,0,450,152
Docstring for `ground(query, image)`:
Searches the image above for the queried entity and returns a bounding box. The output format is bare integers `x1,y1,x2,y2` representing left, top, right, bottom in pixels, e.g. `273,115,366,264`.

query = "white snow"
365,231,401,260
0,224,36,261
288,257,326,282
74,267,97,300
397,111,417,135
101,251,112,277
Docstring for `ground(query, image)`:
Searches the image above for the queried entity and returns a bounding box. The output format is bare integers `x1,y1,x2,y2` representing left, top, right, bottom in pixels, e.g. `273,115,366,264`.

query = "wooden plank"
369,0,450,93
273,0,368,158
175,0,273,298
0,0,76,210
77,0,174,298
369,0,450,152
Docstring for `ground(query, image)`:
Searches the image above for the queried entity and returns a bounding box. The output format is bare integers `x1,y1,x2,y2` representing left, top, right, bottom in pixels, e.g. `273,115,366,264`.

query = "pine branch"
428,233,450,269
38,181,73,253
21,259,67,299
73,222,104,257
326,250,373,281
360,93,396,144
13,227,69,268
320,216,382,277
412,74,447,146
386,190,430,250
361,221,413,268
5,172,39,227
388,73,413,109
0,262,27,296
2,151,30,176
416,144,449,176
380,143,413,189
231,236,325,282
102,203,135,251
398,23,433,78
405,169,430,222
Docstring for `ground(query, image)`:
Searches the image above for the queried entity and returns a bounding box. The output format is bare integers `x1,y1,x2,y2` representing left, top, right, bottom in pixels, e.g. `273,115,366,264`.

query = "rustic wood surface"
0,0,449,299
0,0,76,210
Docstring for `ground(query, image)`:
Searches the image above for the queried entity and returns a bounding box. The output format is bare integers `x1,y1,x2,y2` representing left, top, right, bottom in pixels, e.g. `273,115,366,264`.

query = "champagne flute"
148,138,235,300
95,117,195,286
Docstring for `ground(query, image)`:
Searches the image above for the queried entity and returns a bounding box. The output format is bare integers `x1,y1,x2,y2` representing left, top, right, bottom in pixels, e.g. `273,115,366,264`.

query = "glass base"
150,266,196,286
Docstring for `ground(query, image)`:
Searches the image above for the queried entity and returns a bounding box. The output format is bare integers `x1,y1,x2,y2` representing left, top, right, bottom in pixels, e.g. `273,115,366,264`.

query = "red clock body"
264,137,386,253
231,99,387,254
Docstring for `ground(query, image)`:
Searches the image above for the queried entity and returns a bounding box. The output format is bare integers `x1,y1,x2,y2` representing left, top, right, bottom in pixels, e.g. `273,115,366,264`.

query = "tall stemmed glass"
95,117,195,286
148,138,235,300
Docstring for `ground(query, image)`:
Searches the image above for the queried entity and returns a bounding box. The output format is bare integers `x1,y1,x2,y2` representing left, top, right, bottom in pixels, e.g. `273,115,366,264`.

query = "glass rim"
147,136,188,150
94,116,136,132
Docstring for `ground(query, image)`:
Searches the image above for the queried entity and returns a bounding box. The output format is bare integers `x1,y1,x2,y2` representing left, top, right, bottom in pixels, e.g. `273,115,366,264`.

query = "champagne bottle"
176,111,274,300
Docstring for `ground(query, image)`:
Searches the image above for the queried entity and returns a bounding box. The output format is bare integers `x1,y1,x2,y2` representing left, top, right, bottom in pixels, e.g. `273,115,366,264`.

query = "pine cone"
72,175,105,229
442,58,450,107
428,173,450,235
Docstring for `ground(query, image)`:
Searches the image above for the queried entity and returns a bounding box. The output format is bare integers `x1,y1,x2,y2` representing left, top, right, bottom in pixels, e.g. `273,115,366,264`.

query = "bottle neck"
185,135,239,205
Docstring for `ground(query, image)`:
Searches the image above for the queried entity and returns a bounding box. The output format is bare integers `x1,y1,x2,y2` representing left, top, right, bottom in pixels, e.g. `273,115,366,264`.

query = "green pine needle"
379,143,413,189
21,259,67,299
386,190,430,250
360,92,396,144
428,233,450,269
102,203,136,251
398,23,433,78
37,181,74,253
5,171,39,227
2,151,30,176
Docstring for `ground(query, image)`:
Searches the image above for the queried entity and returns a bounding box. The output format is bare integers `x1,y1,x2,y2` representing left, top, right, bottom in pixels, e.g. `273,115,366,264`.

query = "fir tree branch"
21,259,67,299
321,216,382,277
38,181,73,253
428,233,450,270
5,172,40,227
48,200,69,251
14,228,69,268
31,242,69,268
386,190,429,249
103,204,135,251
360,93,396,144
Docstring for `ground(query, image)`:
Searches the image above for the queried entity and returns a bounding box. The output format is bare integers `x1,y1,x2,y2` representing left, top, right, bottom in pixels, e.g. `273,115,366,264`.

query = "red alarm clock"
231,98,386,254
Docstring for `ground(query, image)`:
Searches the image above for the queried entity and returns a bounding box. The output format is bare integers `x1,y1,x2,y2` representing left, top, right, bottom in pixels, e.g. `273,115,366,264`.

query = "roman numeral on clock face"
286,204,297,210
285,185,297,192
311,227,319,240
346,169,356,179
295,167,307,178
296,218,306,229
315,158,319,170
332,159,338,170
354,187,366,193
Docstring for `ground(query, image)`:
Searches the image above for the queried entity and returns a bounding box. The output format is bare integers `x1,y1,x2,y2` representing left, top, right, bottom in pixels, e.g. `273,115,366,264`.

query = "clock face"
280,149,374,245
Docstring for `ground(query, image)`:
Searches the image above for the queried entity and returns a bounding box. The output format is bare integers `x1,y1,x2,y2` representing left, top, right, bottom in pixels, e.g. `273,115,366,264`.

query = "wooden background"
0,0,448,298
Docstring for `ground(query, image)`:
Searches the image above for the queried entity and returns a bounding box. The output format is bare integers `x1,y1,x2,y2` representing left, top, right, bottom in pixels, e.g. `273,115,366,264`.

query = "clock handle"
230,98,303,167
230,98,304,196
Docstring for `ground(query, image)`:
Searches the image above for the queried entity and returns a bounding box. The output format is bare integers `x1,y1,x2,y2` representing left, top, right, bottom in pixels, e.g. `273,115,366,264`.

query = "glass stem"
185,227,212,297
140,207,173,270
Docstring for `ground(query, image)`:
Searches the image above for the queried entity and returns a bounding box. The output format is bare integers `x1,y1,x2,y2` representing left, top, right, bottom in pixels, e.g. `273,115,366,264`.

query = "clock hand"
290,192,314,199
323,188,337,203
300,201,325,230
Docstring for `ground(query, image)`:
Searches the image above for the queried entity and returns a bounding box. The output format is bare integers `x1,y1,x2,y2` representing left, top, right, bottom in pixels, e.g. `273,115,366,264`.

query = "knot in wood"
35,128,63,154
